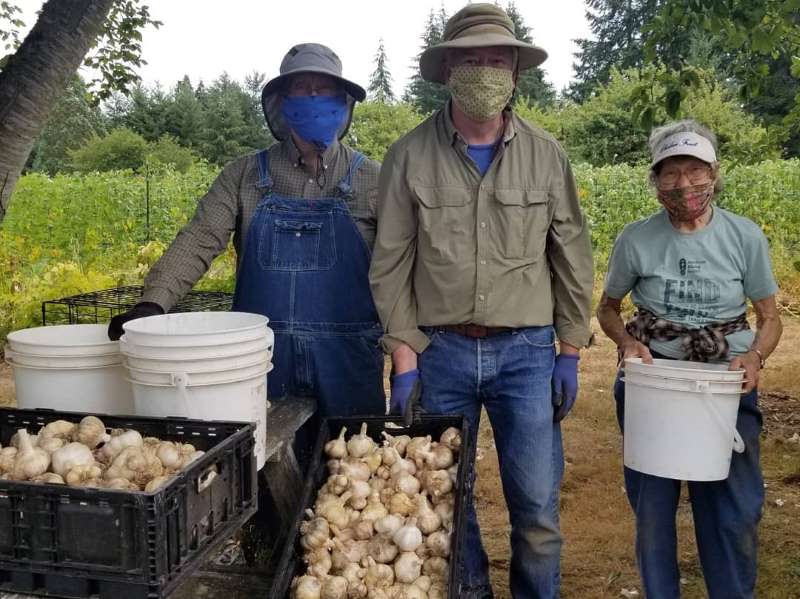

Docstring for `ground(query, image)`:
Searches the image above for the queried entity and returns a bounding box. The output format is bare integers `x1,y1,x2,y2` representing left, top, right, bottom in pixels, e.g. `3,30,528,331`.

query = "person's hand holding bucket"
728,350,760,393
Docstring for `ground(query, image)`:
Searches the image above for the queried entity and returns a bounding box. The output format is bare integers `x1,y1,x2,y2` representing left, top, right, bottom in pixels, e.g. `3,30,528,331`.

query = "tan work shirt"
141,139,379,310
369,104,594,354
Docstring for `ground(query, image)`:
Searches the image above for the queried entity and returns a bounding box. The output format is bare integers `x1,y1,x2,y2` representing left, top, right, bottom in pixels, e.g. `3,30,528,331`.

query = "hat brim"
261,66,366,102
650,146,717,169
420,36,548,84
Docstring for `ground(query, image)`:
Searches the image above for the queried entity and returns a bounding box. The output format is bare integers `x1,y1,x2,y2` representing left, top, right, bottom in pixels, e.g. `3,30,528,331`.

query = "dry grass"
475,318,800,599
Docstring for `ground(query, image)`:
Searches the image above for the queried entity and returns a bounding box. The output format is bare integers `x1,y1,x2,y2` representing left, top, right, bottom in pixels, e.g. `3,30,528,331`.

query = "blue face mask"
280,95,348,150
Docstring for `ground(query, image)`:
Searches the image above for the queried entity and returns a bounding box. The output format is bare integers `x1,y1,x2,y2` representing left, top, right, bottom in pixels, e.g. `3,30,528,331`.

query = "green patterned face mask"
448,65,514,122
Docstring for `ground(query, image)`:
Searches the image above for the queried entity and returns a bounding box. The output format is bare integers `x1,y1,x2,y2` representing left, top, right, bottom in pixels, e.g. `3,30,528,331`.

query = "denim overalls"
232,149,385,417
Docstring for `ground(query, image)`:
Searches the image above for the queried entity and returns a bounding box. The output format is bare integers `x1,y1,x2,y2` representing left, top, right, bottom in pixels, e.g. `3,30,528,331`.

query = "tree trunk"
0,0,115,223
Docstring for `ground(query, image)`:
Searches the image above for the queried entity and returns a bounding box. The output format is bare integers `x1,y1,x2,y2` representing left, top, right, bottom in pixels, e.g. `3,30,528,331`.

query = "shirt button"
478,294,485,301
295,232,301,237
308,178,314,183
480,259,486,265
480,221,487,229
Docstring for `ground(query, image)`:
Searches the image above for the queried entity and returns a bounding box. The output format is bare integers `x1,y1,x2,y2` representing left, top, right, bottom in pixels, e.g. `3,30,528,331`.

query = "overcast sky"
15,1,591,97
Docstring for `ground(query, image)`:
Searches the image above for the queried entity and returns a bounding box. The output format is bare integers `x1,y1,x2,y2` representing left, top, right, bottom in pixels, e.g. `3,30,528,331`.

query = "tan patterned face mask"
448,65,514,123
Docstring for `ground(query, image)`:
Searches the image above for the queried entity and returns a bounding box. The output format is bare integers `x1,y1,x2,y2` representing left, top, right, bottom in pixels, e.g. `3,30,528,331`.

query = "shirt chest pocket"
492,189,549,259
258,216,336,271
415,186,474,264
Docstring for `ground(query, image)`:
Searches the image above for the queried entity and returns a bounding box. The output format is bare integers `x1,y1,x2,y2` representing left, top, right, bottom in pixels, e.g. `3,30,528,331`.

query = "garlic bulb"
0,447,18,473
325,427,349,459
367,533,398,564
12,429,50,480
292,574,322,599
381,432,411,457
421,470,452,498
388,449,416,478
393,552,423,584
73,416,110,449
104,477,139,490
447,463,458,485
51,442,95,477
361,492,389,522
301,512,331,551
393,473,420,496
393,518,423,552
31,472,64,484
397,584,427,599
144,475,171,492
374,514,403,536
364,557,395,588
425,530,450,557
321,575,348,599
38,420,76,441
346,423,376,458
388,492,414,516
316,492,352,529
332,538,368,568
414,494,441,534
340,562,367,598
428,582,446,599
362,450,382,474
339,458,371,482
37,436,65,453
419,444,454,470
404,436,431,464
439,427,461,451
104,445,164,488
422,557,448,579
99,429,143,463
305,547,333,578
65,462,103,486
352,519,375,541
413,576,432,593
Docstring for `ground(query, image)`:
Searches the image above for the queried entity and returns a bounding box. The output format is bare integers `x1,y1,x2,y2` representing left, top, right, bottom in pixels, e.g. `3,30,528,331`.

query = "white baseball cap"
651,131,717,168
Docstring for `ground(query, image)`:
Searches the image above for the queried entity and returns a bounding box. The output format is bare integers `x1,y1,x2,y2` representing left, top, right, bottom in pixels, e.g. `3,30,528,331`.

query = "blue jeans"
614,370,763,599
419,326,563,599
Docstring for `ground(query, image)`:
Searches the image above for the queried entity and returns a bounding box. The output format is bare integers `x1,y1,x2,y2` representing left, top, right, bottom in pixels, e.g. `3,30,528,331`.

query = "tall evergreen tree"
504,2,555,107
163,76,204,149
368,39,395,103
403,7,450,114
569,0,661,102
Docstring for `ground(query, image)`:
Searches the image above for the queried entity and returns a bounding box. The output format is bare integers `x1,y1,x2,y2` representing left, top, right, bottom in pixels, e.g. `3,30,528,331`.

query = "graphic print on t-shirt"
663,257,720,322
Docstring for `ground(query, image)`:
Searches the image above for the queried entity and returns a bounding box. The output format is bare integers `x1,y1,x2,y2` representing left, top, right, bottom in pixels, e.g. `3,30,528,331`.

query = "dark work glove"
552,353,580,422
108,301,164,340
390,369,419,418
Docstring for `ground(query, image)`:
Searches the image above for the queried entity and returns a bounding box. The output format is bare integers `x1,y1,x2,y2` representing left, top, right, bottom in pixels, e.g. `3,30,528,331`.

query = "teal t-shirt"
604,207,778,360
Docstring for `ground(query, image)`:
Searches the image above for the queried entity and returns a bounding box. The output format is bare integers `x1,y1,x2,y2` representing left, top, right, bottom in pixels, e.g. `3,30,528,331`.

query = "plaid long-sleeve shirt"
141,139,380,311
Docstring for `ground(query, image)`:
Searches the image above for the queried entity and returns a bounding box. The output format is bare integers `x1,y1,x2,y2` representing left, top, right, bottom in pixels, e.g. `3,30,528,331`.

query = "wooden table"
0,395,318,599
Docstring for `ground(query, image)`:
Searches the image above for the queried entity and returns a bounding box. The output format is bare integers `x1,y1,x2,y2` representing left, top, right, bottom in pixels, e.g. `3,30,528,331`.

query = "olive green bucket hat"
420,3,548,84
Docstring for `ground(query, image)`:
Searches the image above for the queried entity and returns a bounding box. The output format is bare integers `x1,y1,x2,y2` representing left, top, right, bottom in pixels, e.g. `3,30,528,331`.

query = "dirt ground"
0,320,797,598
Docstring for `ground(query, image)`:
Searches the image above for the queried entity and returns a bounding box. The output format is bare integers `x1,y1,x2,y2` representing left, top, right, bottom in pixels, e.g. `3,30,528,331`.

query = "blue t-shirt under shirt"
467,142,498,176
604,207,778,360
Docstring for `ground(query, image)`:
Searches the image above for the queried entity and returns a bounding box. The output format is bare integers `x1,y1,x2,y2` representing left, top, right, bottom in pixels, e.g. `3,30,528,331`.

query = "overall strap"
335,151,366,199
255,149,274,191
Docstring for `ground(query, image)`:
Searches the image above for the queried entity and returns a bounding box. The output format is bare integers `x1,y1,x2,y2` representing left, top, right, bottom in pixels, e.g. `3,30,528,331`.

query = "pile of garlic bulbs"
0,416,205,492
291,423,462,599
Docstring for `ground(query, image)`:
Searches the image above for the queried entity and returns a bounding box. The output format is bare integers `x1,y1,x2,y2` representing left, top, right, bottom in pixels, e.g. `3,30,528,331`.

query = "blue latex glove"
390,369,419,415
552,353,580,422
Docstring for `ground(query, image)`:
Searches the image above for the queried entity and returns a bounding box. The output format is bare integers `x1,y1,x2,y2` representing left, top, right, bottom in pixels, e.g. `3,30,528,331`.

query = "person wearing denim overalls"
597,119,784,599
109,44,385,418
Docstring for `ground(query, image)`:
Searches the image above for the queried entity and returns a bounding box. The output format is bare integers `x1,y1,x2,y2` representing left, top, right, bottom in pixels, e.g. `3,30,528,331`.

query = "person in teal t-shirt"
596,119,783,599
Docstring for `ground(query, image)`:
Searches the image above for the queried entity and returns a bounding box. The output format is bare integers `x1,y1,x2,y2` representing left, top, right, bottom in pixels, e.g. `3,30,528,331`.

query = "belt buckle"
466,324,488,338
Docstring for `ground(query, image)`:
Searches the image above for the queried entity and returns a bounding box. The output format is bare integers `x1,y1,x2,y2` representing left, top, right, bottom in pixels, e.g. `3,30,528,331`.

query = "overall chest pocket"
493,189,549,259
259,216,336,271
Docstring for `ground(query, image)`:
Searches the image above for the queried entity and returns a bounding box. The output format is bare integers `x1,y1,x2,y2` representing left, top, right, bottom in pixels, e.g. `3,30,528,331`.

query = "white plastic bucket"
123,348,271,373
4,346,122,369
129,365,271,469
622,358,745,481
122,312,269,347
126,360,269,386
625,357,743,382
7,324,119,356
8,358,134,414
119,333,273,360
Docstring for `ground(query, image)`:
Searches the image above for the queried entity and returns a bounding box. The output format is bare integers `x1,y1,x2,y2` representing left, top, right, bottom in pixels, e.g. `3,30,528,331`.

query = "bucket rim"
621,377,745,396
5,356,124,371
122,311,269,337
624,357,745,377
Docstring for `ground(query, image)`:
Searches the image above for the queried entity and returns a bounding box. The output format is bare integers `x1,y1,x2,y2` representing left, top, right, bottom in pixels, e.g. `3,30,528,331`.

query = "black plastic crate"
0,407,258,599
41,286,233,326
270,415,474,599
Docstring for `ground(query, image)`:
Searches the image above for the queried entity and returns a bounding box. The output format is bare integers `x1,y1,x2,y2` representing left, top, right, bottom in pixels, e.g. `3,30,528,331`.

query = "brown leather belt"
440,324,514,338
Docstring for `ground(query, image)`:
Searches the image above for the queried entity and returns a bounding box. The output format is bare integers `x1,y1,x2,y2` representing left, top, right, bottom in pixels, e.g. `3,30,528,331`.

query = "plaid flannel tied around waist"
625,308,750,362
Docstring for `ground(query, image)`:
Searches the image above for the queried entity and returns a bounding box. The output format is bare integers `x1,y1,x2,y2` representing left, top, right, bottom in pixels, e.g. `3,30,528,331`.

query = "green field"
2,159,798,341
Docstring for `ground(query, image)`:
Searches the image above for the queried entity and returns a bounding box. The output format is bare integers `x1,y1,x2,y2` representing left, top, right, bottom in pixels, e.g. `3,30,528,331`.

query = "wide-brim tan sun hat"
420,3,548,84
261,43,365,142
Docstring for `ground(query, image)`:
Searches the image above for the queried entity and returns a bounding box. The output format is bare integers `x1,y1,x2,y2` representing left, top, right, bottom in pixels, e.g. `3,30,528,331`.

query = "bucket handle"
172,372,193,416
695,381,745,453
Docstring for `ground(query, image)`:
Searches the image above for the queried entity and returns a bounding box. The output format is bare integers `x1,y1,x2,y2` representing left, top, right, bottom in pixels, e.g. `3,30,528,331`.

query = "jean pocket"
518,326,556,348
259,216,336,271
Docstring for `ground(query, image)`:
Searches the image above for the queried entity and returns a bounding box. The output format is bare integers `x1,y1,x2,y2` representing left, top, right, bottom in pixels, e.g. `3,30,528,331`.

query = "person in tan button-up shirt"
369,5,593,598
